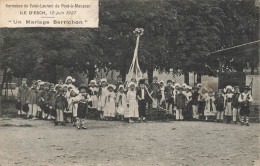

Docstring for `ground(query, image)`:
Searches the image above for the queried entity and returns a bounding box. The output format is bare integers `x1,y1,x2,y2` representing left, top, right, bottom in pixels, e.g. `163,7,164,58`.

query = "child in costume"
47,83,57,120
164,80,174,121
204,89,216,121
183,86,193,120
232,86,241,124
191,86,200,120
89,80,99,119
175,87,186,120
26,83,39,119
137,79,148,122
74,84,91,129
65,76,76,89
39,82,50,119
224,85,234,123
215,90,225,122
66,88,79,126
17,78,29,116
125,82,139,123
55,88,68,125
198,86,207,120
103,84,116,120
116,85,127,120
238,86,253,126
97,78,108,119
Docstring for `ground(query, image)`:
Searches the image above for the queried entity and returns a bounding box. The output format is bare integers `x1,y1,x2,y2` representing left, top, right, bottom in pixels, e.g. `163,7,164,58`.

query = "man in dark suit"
137,79,149,122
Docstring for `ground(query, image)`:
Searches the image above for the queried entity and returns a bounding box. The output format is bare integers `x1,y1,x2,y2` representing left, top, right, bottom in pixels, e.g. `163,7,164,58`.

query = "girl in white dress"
116,85,127,120
204,89,217,121
66,88,79,126
125,82,139,123
97,78,108,119
224,85,234,123
103,84,116,120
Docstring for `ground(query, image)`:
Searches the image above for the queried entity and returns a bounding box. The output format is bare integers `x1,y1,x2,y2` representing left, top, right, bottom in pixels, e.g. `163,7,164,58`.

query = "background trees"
0,0,259,84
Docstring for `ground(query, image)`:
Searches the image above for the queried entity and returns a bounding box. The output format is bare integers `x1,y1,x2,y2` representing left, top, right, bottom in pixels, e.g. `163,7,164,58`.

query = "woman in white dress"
97,78,108,119
204,89,217,121
224,85,234,123
125,82,139,123
103,84,116,120
116,85,127,120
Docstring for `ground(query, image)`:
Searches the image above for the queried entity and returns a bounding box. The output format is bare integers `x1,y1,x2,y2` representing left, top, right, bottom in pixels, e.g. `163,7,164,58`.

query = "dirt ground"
0,118,259,166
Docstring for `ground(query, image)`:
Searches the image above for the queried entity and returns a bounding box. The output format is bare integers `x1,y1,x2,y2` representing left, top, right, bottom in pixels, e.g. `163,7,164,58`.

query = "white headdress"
107,84,116,90
65,76,75,83
100,78,107,83
223,85,234,93
70,88,79,95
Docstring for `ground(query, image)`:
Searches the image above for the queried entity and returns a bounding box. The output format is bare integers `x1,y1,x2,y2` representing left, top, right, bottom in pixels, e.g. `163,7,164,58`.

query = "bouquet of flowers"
133,28,144,36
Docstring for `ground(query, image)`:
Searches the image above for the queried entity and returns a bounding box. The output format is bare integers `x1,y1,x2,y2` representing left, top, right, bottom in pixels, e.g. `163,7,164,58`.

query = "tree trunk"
46,63,56,83
184,72,189,85
147,66,154,84
197,73,201,83
251,66,255,75
120,67,127,82
88,65,96,83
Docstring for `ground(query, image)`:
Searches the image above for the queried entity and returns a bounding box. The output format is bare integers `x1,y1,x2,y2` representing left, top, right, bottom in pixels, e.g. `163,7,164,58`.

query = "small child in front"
55,88,68,125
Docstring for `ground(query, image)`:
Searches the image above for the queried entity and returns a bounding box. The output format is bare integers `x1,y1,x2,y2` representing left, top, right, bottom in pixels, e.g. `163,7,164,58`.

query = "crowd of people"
16,75,254,130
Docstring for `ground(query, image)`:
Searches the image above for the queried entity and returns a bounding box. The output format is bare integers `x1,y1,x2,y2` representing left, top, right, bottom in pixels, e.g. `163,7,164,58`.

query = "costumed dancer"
26,83,39,119
97,78,108,119
17,78,29,116
75,84,91,129
175,87,186,121
89,80,99,119
191,86,200,120
224,85,234,123
149,77,162,120
164,80,174,121
47,83,57,120
232,86,241,124
238,86,253,126
64,76,76,90
183,86,193,120
66,88,79,126
55,88,68,125
116,85,127,120
39,82,50,119
54,78,64,91
198,86,207,120
215,89,225,122
137,79,148,122
125,82,139,123
103,84,116,120
204,89,217,121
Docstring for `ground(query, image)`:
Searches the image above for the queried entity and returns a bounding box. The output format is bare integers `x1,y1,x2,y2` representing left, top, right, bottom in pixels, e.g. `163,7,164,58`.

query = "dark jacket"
55,95,68,110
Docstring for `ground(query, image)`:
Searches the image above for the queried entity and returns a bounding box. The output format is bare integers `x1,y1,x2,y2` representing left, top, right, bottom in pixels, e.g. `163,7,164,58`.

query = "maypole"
125,28,144,85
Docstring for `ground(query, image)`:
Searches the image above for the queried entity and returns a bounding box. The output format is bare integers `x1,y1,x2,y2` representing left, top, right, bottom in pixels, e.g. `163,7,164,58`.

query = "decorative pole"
126,28,144,84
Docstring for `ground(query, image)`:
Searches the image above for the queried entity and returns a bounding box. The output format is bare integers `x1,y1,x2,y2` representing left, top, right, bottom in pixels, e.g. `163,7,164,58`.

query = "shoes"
61,123,66,126
246,123,249,126
241,122,244,126
234,121,237,124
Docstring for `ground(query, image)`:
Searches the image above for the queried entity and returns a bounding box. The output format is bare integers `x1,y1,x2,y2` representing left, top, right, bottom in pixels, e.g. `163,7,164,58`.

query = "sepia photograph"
0,0,259,165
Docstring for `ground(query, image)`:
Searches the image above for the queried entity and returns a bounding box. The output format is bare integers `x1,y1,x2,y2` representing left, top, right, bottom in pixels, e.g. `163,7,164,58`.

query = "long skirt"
225,102,232,116
125,99,139,118
56,109,64,122
103,100,116,117
28,104,39,117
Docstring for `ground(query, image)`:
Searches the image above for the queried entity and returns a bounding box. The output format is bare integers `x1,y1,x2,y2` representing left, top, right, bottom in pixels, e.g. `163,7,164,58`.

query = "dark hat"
78,84,88,91
139,79,145,85
15,101,22,110
244,85,251,90
22,104,29,113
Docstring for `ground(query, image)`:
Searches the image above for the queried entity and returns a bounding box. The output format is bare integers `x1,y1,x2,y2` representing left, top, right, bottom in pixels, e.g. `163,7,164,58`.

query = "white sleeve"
238,94,243,102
